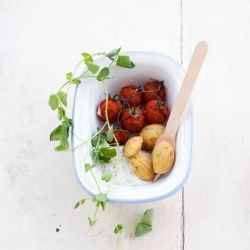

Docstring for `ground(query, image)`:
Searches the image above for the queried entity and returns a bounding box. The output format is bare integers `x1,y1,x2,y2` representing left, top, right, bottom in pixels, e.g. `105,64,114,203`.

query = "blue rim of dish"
71,51,194,204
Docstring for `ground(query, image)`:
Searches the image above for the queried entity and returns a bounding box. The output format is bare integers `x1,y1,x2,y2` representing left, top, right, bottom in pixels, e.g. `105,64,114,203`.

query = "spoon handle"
165,41,208,140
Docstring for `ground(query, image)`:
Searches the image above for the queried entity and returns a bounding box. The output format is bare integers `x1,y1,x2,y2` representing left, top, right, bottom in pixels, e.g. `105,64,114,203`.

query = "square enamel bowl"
72,51,193,204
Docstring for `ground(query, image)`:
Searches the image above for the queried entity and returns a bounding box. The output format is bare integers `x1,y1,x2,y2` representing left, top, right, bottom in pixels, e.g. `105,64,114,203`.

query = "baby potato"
130,154,155,181
139,124,165,151
124,136,143,158
152,140,175,174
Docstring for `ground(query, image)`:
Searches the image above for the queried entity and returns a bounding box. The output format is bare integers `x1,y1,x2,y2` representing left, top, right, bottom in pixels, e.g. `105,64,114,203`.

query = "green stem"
78,51,106,78
108,159,119,194
101,80,121,195
106,205,125,250
84,147,95,165
79,75,96,79
58,81,70,92
119,233,124,250
122,221,139,231
102,80,111,129
68,130,84,142
84,140,102,194
106,171,114,195
65,121,108,152
92,205,99,223
78,69,89,78
106,205,118,227
51,49,141,250
108,138,120,194
90,168,102,193
73,58,85,76
107,55,118,69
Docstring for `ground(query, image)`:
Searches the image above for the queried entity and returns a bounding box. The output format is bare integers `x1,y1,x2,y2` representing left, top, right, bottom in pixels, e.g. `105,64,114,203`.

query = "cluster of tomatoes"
97,79,168,146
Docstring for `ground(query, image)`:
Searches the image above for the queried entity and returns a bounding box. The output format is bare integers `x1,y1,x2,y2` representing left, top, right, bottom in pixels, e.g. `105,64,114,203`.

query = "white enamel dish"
72,51,193,204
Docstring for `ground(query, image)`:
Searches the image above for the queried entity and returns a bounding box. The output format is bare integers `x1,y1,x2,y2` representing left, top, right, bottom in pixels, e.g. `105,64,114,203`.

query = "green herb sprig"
49,47,154,250
49,47,134,151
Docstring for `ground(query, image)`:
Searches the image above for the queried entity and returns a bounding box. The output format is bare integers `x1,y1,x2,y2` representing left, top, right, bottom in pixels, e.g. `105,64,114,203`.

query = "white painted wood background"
1,0,250,249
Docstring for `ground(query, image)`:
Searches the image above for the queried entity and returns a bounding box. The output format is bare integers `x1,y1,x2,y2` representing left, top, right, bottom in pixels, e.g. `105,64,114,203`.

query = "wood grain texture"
1,0,249,249
182,1,250,250
0,1,182,250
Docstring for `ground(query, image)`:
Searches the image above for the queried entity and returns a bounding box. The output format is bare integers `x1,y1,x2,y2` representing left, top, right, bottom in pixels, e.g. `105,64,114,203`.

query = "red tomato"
119,85,142,107
120,107,145,133
142,80,166,103
97,99,122,122
107,129,129,146
144,100,168,124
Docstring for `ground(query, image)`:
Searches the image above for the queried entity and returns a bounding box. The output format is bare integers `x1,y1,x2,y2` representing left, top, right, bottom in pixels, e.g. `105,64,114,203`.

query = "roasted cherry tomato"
142,80,166,103
144,99,168,124
120,107,145,133
97,99,122,122
107,129,129,146
119,85,142,107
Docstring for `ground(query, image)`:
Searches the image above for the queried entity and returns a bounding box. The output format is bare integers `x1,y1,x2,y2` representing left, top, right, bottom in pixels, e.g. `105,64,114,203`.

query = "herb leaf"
62,116,73,127
85,163,92,172
96,201,105,210
49,94,59,110
95,155,112,164
87,62,100,74
106,126,114,142
61,120,70,139
95,193,107,202
72,78,81,84
54,143,68,152
82,52,93,63
88,217,97,227
66,72,73,81
92,194,107,210
102,171,113,182
140,208,154,227
135,208,154,237
114,224,124,234
50,125,62,141
58,107,65,120
106,48,121,60
99,147,117,158
96,52,106,56
116,55,135,69
74,199,86,209
91,135,99,147
57,91,67,106
58,136,69,151
135,222,152,237
97,67,110,81
53,116,72,151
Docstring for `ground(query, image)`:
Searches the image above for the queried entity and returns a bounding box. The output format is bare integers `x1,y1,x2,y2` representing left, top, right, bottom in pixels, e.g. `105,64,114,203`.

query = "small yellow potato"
152,140,175,174
124,136,143,158
130,154,155,181
139,124,165,151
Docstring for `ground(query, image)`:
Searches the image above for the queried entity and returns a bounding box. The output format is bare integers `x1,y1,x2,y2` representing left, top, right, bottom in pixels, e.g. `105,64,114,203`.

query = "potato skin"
130,154,155,181
152,140,175,174
124,136,143,158
139,124,165,151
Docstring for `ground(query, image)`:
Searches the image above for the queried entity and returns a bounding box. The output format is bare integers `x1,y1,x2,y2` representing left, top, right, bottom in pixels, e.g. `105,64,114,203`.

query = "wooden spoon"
152,41,208,152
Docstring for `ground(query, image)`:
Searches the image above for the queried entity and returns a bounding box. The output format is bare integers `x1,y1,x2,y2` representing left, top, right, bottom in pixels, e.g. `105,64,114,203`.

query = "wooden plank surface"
182,1,250,249
0,1,182,250
0,0,249,250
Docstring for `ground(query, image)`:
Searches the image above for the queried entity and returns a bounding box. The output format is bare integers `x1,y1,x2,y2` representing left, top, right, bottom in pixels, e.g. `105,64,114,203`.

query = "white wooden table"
1,0,250,249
